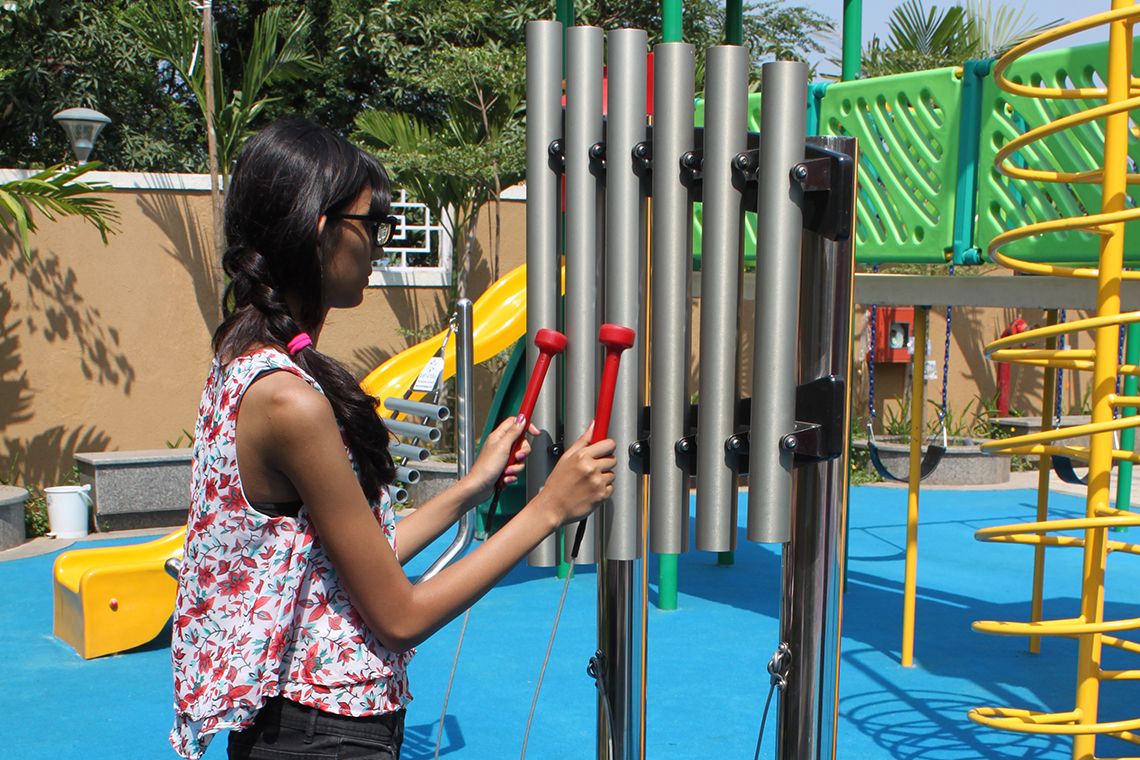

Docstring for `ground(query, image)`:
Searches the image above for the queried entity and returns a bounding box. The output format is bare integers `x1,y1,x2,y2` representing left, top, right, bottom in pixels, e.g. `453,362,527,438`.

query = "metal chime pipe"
525,19,564,566
695,44,748,552
564,25,605,565
648,40,695,556
748,61,807,544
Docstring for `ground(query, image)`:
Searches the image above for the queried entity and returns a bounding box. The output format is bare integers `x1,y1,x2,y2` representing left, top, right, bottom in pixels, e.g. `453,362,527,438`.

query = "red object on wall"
997,318,1030,415
870,306,915,364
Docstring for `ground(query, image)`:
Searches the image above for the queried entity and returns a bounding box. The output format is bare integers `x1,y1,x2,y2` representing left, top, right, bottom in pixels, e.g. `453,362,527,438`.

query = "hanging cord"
587,651,617,760
939,264,954,433
753,643,791,760
867,264,880,432
520,562,577,759
426,310,465,760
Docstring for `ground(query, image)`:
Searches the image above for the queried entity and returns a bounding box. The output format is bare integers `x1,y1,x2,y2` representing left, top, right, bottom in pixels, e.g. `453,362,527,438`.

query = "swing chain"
767,642,791,690
939,264,954,427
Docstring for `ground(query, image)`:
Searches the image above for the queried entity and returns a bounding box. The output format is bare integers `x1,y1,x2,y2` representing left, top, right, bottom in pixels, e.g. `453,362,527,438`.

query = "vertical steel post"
695,45,748,552
777,135,856,760
599,30,646,760
564,25,605,565
748,61,807,544
525,20,564,566
649,42,694,561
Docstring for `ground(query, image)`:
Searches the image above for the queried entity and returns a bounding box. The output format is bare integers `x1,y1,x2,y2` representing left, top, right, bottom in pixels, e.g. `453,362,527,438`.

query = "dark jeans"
227,696,405,760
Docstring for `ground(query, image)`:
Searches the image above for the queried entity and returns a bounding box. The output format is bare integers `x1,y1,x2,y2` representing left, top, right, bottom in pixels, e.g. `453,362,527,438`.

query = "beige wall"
0,178,1095,489
1,184,526,487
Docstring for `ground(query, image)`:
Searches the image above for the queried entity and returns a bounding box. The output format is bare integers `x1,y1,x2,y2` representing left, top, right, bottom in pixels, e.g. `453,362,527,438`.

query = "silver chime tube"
694,44,748,552
419,299,476,582
384,417,441,443
597,28,647,760
564,25,605,564
383,398,451,422
525,19,564,566
748,61,807,544
394,466,420,485
389,442,429,462
776,135,856,760
648,41,695,555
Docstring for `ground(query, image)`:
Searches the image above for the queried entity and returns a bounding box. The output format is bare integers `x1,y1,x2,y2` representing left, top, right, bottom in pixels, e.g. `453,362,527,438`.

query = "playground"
3,1,1140,759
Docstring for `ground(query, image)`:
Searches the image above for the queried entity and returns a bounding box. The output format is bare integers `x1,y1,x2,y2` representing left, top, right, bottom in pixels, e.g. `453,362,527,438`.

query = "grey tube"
394,466,421,485
602,27,646,561
389,442,429,462
563,25,604,565
419,299,476,582
383,398,451,422
648,41,695,555
776,136,856,760
748,61,808,544
694,45,748,552
526,20,563,567
390,485,409,504
384,417,442,443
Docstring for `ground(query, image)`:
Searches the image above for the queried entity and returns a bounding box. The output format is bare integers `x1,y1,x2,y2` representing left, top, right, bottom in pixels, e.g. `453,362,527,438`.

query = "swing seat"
868,440,947,483
1051,455,1089,486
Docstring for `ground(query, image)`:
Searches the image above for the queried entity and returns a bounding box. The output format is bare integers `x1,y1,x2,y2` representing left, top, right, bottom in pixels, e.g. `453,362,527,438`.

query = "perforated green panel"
975,41,1140,263
818,67,963,263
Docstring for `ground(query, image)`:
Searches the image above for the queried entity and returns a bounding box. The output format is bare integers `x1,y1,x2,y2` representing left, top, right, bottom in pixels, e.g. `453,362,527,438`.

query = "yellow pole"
1030,310,1059,655
902,305,929,668
1073,3,1132,757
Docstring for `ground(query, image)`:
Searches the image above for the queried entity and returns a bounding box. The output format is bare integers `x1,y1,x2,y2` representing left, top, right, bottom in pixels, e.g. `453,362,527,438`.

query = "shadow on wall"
0,268,115,484
7,246,136,393
136,192,223,333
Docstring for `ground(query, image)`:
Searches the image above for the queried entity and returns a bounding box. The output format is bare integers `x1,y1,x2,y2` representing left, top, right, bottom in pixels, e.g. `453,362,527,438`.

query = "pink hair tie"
287,333,312,355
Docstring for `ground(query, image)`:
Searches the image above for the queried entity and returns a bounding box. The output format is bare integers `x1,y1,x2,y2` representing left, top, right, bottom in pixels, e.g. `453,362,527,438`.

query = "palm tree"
0,164,119,259
861,0,1063,77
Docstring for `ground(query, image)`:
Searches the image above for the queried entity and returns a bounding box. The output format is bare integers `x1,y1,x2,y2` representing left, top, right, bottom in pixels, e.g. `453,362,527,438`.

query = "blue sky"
796,0,1107,78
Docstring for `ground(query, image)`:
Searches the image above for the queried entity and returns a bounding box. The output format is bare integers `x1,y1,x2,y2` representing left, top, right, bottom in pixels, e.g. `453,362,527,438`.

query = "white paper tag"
413,357,445,393
924,359,937,380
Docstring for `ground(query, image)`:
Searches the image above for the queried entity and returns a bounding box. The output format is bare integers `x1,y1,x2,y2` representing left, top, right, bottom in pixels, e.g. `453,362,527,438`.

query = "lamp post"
52,108,111,164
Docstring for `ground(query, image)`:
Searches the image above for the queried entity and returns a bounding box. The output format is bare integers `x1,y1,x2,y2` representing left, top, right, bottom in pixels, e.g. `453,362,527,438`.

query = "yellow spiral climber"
972,3,1140,758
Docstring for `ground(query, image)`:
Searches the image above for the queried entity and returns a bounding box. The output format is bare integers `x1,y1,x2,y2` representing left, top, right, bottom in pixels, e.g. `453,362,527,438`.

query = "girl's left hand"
465,416,540,503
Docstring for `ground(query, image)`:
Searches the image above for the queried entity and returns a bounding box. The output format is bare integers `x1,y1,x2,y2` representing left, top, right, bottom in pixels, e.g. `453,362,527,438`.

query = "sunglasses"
334,213,399,247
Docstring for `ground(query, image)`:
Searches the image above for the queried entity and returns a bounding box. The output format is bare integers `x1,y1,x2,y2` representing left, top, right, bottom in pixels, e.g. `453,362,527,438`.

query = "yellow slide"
53,264,540,658
360,262,532,403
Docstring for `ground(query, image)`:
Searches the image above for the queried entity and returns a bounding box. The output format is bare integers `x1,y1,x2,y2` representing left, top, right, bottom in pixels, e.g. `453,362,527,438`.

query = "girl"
169,117,616,760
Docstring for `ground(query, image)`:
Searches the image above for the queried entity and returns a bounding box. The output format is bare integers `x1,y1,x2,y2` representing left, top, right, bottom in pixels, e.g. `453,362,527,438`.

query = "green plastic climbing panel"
818,66,964,263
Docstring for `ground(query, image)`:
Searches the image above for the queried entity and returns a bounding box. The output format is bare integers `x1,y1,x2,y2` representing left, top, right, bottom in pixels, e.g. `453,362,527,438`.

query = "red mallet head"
598,323,635,351
535,328,568,355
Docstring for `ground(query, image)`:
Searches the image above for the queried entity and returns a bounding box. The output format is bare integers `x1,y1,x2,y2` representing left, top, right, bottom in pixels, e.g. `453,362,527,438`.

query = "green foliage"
165,429,195,449
860,0,1063,78
121,0,320,176
0,162,120,257
24,489,50,538
0,0,204,170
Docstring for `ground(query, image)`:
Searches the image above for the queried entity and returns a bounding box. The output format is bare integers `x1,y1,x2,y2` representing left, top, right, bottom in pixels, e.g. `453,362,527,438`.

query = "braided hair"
213,117,396,498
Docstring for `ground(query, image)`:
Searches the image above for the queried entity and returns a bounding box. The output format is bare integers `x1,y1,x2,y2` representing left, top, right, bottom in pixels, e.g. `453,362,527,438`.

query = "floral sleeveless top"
170,349,413,760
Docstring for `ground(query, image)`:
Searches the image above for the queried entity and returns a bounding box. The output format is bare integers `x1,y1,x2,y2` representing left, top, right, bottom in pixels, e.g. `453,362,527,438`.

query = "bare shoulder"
242,370,338,446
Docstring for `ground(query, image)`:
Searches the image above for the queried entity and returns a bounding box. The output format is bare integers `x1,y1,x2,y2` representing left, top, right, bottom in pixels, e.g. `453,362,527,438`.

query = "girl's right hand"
540,422,617,526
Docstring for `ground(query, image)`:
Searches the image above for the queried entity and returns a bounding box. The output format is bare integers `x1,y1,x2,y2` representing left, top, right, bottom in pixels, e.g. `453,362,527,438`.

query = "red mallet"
484,328,567,532
570,323,636,559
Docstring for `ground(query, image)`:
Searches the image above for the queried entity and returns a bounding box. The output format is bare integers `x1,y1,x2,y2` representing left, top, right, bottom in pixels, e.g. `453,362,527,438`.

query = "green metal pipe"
841,0,863,81
1115,321,1140,529
725,0,743,45
662,0,682,43
657,553,678,610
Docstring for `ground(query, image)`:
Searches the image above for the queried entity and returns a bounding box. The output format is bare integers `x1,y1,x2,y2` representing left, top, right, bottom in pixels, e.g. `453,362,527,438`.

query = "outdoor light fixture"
52,107,112,164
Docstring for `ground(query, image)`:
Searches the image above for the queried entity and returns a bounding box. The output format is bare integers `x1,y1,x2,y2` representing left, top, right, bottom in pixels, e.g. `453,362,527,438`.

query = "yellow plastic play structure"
971,3,1140,756
53,263,536,658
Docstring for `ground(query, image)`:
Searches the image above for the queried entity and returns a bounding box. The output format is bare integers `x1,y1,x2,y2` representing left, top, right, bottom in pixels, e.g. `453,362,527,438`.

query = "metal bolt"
791,164,809,182
781,434,798,451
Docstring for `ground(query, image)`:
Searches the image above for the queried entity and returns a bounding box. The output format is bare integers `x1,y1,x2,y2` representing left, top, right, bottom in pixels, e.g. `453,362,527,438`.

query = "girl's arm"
249,373,614,653
393,417,538,564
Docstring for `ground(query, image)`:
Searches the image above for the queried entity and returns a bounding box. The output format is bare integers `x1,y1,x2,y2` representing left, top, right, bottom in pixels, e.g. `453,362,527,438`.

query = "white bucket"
45,484,93,539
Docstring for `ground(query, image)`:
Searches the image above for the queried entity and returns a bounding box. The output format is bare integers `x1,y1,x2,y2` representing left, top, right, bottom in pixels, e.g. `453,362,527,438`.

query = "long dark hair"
214,117,395,498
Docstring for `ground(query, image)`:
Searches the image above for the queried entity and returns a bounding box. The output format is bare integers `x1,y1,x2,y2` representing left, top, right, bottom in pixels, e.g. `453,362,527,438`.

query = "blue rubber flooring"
2,486,1139,758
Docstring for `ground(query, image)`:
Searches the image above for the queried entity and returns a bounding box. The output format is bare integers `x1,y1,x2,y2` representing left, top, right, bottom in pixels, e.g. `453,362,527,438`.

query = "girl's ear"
317,214,328,238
